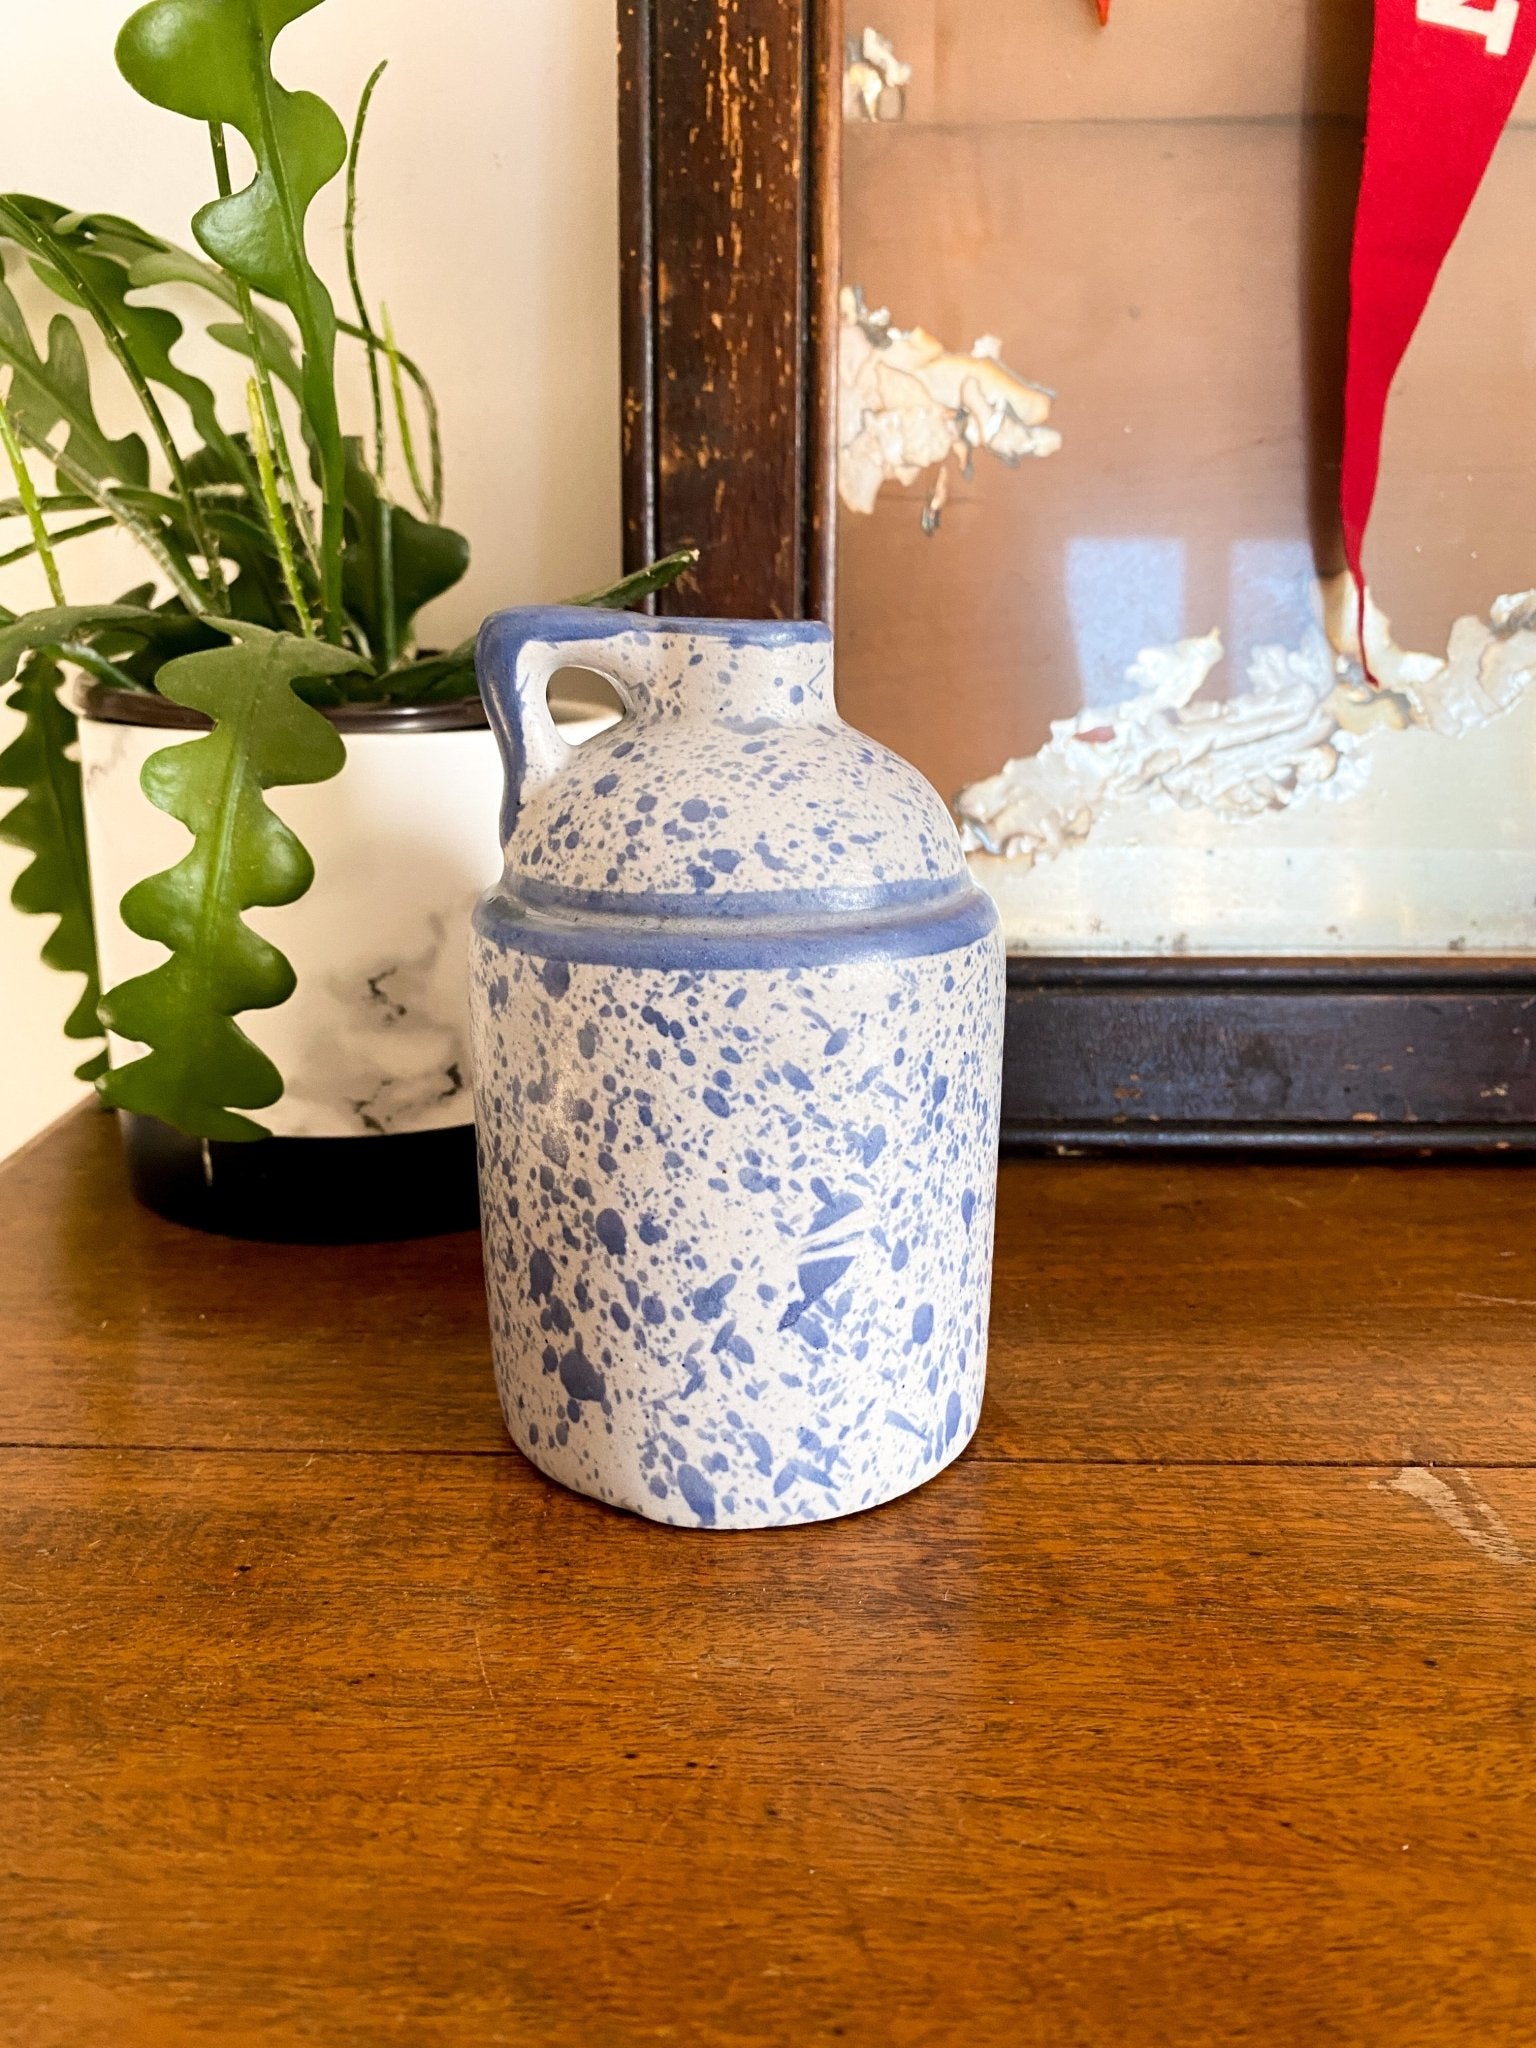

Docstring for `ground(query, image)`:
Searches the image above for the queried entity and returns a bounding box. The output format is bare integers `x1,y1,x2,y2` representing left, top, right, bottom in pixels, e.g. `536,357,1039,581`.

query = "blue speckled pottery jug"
470,607,1005,1529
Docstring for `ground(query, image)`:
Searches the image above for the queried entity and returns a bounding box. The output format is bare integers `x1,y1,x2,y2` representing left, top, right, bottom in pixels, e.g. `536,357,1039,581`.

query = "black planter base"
119,1113,481,1243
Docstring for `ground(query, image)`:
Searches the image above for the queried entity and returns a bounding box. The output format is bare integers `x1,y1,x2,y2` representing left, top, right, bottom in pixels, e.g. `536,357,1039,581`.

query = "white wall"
0,0,623,1157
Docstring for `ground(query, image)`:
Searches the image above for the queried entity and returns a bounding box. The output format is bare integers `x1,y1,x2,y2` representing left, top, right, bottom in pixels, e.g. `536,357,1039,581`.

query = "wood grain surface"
9,1106,1536,1465
3,1108,1536,2045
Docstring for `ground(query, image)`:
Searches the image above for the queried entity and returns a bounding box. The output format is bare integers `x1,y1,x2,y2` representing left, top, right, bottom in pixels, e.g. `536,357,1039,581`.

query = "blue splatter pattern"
470,609,1006,1529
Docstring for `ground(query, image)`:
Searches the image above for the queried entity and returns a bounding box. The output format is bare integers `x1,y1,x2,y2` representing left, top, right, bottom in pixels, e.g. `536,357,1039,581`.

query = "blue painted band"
473,880,1000,971
508,873,965,923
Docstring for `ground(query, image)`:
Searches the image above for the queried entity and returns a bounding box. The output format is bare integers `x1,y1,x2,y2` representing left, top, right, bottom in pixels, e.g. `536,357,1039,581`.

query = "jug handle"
476,607,637,845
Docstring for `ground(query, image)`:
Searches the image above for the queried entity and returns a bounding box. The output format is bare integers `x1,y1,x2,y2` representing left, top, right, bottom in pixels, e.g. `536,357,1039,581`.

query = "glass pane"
835,0,1536,952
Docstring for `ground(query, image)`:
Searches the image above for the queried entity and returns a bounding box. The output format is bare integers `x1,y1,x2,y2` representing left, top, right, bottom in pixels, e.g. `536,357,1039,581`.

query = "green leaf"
0,651,102,1058
0,196,230,610
4,195,245,480
379,551,704,705
204,317,303,399
0,596,219,701
377,636,476,703
102,230,305,395
0,491,95,519
81,458,292,641
343,61,389,479
96,622,364,1141
0,516,115,574
0,258,148,486
568,548,700,612
116,0,348,637
338,315,443,514
341,439,467,666
0,603,173,686
184,442,288,628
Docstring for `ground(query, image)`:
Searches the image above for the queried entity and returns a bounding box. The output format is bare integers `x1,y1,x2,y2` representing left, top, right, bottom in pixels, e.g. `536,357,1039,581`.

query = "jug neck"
476,608,837,845
597,616,834,726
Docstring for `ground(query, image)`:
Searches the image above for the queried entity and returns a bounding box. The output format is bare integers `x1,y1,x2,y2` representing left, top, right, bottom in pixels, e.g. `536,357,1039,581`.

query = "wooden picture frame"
616,0,1536,1152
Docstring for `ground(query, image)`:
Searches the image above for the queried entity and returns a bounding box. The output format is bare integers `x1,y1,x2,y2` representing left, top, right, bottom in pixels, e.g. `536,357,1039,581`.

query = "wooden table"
4,1108,1534,2045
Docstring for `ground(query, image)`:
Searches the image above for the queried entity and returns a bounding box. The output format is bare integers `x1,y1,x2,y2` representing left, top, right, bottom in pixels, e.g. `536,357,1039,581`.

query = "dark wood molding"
618,0,837,619
1003,957,1536,1152
618,2,1536,1152
617,0,658,587
804,0,841,622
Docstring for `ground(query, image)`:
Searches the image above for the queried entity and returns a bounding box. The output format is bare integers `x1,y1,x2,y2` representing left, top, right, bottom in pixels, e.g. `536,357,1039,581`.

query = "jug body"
470,608,1005,1529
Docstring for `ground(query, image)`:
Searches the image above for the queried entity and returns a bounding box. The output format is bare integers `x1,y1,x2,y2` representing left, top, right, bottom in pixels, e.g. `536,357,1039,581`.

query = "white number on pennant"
1417,0,1521,57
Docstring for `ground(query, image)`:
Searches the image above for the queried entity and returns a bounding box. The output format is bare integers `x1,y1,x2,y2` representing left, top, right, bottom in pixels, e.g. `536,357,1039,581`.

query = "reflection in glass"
835,1,1536,954
1065,539,1185,709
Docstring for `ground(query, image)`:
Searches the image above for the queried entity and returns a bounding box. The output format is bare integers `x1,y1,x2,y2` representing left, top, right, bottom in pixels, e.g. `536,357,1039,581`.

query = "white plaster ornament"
837,287,1060,531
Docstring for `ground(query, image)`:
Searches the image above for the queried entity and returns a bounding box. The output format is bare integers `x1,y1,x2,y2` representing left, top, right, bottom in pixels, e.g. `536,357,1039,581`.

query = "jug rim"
481,606,831,653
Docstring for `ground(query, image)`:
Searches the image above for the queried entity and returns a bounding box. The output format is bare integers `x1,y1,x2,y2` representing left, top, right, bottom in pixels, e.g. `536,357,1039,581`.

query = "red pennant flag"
1341,0,1536,662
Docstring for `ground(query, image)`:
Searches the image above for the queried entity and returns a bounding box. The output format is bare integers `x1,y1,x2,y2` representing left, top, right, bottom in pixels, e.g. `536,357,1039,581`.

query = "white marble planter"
77,690,506,1142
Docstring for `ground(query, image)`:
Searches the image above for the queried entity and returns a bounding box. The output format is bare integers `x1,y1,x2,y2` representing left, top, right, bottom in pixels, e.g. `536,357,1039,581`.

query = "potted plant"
0,0,691,1241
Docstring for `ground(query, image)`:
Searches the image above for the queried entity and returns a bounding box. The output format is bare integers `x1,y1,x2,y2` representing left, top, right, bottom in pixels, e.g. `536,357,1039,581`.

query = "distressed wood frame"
617,0,1536,1152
